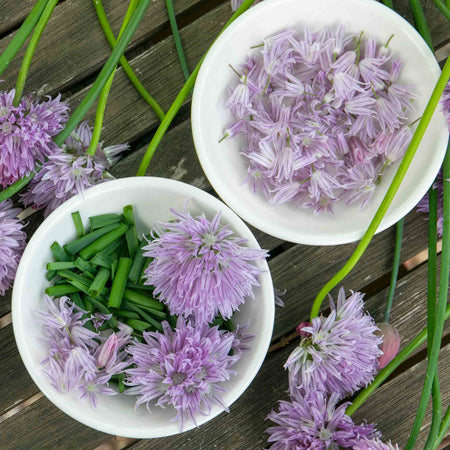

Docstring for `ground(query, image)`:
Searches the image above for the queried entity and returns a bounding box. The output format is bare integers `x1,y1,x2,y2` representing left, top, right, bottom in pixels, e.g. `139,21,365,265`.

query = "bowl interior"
192,0,449,245
12,177,274,438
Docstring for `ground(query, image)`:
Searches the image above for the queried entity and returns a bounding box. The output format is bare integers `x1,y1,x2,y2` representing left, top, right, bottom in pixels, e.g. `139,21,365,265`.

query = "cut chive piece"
75,257,96,275
89,213,122,230
108,257,132,308
126,283,154,292
71,211,85,238
83,297,96,313
64,223,120,256
223,319,235,332
139,257,150,285
71,292,85,310
45,284,80,297
110,309,140,319
80,223,129,260
98,239,122,257
122,300,167,320
117,373,125,393
57,269,92,287
128,240,146,284
126,318,152,332
91,253,116,269
46,261,77,271
46,270,57,281
125,302,163,332
51,241,72,262
83,296,118,328
89,267,110,298
123,288,164,311
211,316,224,327
123,205,139,257
169,314,177,329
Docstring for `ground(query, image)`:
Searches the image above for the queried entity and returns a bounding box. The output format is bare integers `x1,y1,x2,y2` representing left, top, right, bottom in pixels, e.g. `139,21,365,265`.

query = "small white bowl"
12,177,274,438
191,0,449,245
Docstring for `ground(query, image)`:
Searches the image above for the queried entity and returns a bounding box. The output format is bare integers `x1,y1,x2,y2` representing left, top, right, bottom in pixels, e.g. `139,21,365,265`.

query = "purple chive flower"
284,287,382,398
230,323,255,356
0,200,27,295
125,319,239,430
354,438,400,449
21,121,129,217
266,391,378,449
0,89,69,187
38,296,130,406
224,26,416,212
143,209,267,324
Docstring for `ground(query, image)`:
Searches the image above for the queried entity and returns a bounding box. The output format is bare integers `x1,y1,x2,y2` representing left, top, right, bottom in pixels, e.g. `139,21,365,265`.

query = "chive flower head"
0,89,69,187
284,287,382,397
143,209,267,324
0,200,27,295
21,121,129,216
125,319,239,430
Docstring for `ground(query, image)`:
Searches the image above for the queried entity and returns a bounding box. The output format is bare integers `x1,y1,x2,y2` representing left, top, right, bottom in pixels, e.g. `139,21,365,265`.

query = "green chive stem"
311,55,450,320
126,318,152,332
71,212,85,238
46,261,77,271
433,0,450,20
406,150,450,449
13,0,59,106
165,0,190,81
384,219,403,323
50,241,72,262
128,240,146,284
409,0,433,49
110,309,140,319
89,214,121,230
123,288,164,311
92,0,165,120
64,223,120,255
124,302,163,331
108,257,132,308
86,0,138,157
432,405,450,449
0,0,49,77
79,223,128,260
135,0,256,176
89,267,111,298
45,284,80,297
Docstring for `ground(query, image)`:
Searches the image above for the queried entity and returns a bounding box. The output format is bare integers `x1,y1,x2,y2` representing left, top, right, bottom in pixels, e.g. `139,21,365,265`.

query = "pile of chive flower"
39,206,266,428
223,26,416,213
265,288,401,448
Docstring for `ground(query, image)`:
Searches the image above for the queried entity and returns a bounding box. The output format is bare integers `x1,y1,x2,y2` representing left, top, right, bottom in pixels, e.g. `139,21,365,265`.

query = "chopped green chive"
45,284,80,297
89,213,122,230
123,288,164,311
71,211,85,238
126,318,152,332
108,257,133,308
89,267,111,298
46,261,77,271
80,223,129,260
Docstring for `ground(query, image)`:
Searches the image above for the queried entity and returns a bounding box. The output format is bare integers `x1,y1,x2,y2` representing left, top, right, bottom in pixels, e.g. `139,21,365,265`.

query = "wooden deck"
0,0,449,448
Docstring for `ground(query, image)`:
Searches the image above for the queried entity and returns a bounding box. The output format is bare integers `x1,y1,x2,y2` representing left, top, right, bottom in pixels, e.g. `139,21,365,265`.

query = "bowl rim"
191,0,448,245
12,176,275,438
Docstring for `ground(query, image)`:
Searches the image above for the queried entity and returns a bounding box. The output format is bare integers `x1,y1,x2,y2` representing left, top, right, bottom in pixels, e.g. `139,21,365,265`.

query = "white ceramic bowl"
12,177,274,438
192,0,449,245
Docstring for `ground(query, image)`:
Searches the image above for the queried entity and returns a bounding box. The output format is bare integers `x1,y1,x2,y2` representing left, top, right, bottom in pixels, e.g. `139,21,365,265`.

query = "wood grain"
0,1,36,36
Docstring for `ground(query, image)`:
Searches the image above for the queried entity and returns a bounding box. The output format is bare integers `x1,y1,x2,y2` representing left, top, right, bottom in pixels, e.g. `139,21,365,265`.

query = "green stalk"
53,0,151,147
45,284,80,297
92,0,165,120
433,0,450,20
406,150,450,449
0,0,152,201
311,55,450,320
71,212,85,238
13,0,59,106
136,0,256,176
0,0,49,77
165,0,189,81
384,219,403,323
346,303,450,416
433,405,450,449
423,186,441,449
88,267,110,298
79,223,128,260
86,0,138,157
108,257,132,308
409,0,433,49
381,0,394,7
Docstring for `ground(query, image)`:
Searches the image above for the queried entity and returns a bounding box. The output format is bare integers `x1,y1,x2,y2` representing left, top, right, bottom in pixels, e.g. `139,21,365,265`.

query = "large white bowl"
12,177,274,438
192,0,449,245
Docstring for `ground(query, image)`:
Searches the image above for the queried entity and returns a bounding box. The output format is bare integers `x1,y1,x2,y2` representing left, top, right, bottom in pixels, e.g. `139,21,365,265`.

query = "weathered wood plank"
0,326,38,416
0,1,36,36
0,394,109,448
0,0,205,94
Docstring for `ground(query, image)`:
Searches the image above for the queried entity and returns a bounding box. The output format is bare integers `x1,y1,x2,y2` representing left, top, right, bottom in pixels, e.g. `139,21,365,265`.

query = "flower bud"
296,322,312,338
376,322,401,369
96,333,119,369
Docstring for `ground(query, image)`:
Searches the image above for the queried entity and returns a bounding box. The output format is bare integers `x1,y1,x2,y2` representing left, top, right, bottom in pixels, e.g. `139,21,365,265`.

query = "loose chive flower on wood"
21,121,129,216
125,319,239,430
143,209,267,324
284,287,382,397
353,438,400,449
0,200,27,295
266,390,379,449
0,89,69,188
224,26,416,213
38,296,131,407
